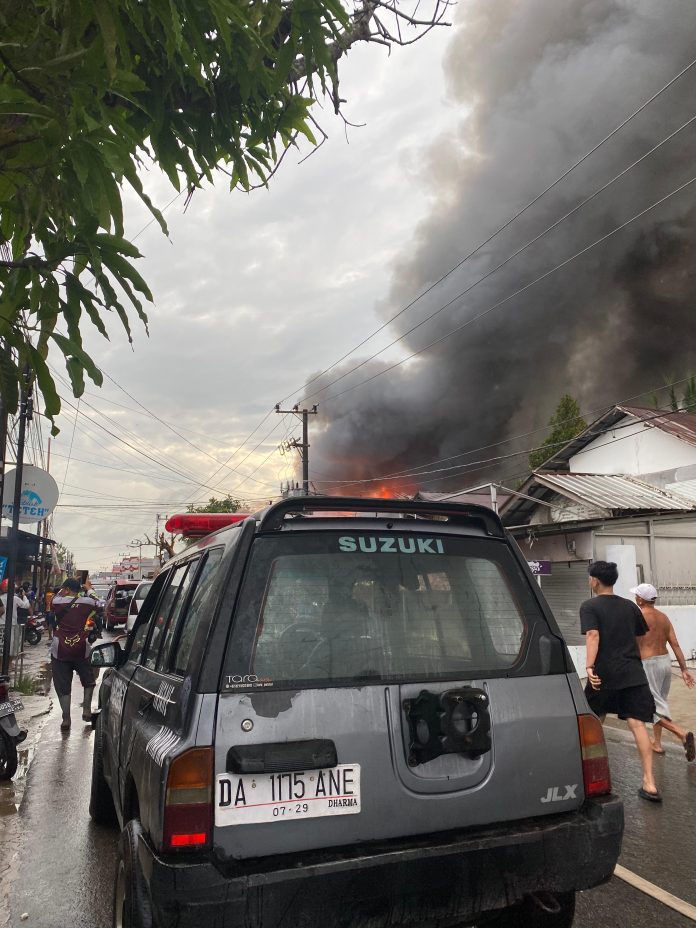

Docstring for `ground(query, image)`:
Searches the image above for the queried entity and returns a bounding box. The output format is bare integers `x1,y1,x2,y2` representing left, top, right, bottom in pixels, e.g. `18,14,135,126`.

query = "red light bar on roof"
165,513,251,537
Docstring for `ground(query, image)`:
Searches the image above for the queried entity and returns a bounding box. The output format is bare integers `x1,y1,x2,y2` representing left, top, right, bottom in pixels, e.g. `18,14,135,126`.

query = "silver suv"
89,497,623,928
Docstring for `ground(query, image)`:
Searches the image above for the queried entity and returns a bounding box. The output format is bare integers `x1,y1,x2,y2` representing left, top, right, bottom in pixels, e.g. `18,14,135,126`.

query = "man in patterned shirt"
52,578,98,731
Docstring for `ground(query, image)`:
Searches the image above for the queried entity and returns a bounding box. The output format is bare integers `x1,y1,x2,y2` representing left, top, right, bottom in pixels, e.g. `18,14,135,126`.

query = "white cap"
630,583,658,601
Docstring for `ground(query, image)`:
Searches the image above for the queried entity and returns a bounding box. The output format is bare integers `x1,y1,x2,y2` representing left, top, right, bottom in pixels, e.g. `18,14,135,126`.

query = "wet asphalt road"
1,697,695,928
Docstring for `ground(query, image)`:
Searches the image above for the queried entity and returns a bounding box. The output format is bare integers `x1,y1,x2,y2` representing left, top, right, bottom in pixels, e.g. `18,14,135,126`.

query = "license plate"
215,764,361,826
0,697,23,718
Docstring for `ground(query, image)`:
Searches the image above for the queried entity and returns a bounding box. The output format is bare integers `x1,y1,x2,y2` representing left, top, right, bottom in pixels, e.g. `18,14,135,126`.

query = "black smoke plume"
304,0,696,494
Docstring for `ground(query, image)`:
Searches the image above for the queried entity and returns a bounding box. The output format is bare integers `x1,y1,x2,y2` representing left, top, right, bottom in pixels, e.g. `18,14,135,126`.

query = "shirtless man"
632,583,695,762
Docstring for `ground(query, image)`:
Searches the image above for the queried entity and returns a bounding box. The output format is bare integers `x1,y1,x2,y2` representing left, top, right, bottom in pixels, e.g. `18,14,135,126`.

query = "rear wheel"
113,819,152,928
0,728,18,780
90,715,117,825
482,892,575,928
25,627,41,645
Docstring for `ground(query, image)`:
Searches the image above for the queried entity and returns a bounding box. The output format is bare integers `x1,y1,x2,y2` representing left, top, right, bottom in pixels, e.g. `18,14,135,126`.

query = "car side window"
127,573,168,663
171,548,224,676
156,558,199,673
143,563,191,671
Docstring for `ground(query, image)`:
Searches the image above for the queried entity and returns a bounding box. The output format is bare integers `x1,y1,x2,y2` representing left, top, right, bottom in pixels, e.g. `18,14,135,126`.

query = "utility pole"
0,350,8,674
275,404,318,496
155,513,169,566
1,368,33,676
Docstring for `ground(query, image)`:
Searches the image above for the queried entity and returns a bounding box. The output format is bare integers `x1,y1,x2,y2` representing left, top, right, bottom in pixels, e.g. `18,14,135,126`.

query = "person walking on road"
44,587,56,642
51,578,98,731
581,561,662,803
631,583,695,761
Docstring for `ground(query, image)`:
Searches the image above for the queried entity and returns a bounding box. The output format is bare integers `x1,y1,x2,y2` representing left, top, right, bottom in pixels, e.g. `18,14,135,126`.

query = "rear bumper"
138,795,623,928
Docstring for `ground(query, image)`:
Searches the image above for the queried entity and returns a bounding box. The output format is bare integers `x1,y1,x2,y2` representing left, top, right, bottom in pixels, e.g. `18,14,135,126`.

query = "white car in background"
126,579,154,632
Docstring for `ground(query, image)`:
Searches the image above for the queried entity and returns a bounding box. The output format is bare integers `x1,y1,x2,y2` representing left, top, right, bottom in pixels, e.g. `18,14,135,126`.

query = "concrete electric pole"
275,404,318,496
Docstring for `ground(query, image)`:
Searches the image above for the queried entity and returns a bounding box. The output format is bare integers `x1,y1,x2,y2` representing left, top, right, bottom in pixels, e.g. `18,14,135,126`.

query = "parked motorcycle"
24,614,45,646
85,615,102,645
0,676,27,780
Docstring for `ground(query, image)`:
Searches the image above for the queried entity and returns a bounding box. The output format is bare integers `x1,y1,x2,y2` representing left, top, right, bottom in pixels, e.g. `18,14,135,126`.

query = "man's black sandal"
638,788,662,803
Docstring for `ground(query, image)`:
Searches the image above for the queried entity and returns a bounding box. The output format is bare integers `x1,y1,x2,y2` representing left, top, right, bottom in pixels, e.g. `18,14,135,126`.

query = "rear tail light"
578,714,611,796
0,680,9,701
163,747,213,851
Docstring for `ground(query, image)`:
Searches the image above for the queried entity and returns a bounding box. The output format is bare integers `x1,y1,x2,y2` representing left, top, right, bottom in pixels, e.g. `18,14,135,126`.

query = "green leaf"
94,0,119,81
100,249,153,302
93,233,142,259
24,343,61,419
51,333,104,389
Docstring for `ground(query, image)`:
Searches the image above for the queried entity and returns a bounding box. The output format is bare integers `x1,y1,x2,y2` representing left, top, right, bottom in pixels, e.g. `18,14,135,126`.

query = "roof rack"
256,496,505,538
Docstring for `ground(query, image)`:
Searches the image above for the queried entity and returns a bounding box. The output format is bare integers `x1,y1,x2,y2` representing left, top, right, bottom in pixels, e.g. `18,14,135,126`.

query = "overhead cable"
318,174,696,405
301,113,696,403
281,53,696,405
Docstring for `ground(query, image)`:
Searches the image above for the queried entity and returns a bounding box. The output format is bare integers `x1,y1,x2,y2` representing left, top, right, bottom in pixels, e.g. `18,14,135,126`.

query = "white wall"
569,417,696,476
663,607,696,659
565,607,696,680
514,530,593,562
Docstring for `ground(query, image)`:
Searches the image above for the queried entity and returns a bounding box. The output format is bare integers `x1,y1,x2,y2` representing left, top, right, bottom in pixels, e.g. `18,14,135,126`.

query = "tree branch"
290,0,380,81
0,49,45,102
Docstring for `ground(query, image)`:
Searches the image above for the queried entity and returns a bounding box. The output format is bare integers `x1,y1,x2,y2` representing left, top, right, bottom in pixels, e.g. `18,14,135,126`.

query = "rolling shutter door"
539,561,590,646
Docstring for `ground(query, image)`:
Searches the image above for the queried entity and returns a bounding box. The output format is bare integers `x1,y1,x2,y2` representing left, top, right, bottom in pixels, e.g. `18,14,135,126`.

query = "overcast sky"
19,15,457,574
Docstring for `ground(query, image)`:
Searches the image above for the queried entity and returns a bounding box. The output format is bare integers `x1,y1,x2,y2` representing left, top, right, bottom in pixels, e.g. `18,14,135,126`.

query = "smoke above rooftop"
304,0,696,495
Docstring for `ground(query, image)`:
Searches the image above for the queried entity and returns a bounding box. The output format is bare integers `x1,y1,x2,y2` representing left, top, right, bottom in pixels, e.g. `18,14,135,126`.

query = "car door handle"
138,695,154,716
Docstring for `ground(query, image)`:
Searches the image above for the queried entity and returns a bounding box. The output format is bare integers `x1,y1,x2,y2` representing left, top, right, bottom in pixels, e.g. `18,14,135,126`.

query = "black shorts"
51,657,97,696
585,682,656,723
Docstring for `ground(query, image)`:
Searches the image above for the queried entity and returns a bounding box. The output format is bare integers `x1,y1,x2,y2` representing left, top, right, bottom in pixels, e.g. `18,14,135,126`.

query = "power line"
318,173,696,406
60,397,80,497
176,410,286,504
281,53,696,405
50,366,228,489
300,112,696,404
314,375,696,492
51,366,281,495
56,392,247,495
99,368,280,485
76,386,234,442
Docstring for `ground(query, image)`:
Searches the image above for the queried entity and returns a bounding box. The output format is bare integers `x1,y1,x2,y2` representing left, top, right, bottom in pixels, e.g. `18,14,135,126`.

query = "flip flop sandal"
684,732,695,762
651,748,666,755
638,788,662,803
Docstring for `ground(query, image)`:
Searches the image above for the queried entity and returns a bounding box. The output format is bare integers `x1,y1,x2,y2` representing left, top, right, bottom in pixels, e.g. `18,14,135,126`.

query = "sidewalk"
8,635,53,753
0,635,54,817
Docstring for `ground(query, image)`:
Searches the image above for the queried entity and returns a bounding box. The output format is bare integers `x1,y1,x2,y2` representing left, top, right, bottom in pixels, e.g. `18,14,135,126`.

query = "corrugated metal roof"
618,405,696,447
535,473,694,513
664,479,696,504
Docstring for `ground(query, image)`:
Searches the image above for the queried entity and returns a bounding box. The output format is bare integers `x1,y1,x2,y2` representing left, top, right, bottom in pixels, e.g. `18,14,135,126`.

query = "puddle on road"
0,660,54,817
0,745,34,816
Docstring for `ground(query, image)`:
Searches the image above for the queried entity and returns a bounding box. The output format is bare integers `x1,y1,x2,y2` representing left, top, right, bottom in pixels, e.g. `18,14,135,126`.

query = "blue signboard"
0,556,6,582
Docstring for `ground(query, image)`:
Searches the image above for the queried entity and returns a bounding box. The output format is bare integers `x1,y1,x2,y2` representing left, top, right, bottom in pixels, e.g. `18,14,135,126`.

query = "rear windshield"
223,531,542,690
134,583,152,601
114,586,137,605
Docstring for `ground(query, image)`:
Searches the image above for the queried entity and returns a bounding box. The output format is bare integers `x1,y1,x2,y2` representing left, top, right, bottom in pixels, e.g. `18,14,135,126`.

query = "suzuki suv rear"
88,497,622,928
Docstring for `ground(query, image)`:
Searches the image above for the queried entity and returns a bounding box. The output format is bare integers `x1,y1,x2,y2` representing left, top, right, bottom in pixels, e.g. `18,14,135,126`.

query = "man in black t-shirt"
581,560,661,802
